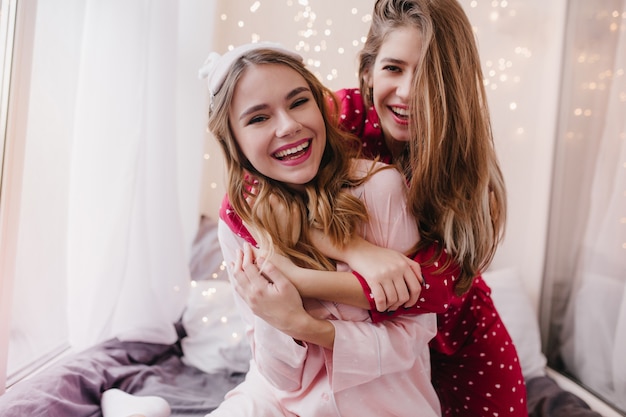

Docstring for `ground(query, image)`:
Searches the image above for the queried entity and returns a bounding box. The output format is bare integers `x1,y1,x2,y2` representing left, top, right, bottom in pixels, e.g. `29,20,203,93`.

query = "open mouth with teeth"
273,140,311,161
391,106,409,121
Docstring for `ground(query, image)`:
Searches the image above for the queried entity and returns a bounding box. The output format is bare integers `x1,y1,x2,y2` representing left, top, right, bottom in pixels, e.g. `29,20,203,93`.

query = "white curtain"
545,0,626,410
66,0,205,348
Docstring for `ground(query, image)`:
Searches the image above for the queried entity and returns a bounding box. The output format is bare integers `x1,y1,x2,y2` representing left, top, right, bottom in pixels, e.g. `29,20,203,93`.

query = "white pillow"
483,267,547,380
181,279,251,374
181,216,251,374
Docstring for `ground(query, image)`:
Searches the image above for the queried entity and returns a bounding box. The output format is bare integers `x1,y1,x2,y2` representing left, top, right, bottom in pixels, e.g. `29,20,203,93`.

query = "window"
0,0,17,394
0,0,71,391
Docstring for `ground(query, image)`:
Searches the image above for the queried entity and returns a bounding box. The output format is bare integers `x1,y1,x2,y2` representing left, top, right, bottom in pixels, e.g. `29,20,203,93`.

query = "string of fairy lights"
195,0,626,376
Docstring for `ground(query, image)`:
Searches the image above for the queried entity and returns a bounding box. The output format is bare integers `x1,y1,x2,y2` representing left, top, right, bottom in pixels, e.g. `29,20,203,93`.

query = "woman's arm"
309,230,423,311
265,233,423,312
218,220,307,391
257,162,460,319
258,249,371,309
261,238,459,321
263,161,425,313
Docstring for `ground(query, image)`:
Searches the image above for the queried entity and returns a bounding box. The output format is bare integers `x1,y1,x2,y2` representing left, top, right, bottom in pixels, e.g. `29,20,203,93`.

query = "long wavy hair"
359,0,507,294
209,48,377,271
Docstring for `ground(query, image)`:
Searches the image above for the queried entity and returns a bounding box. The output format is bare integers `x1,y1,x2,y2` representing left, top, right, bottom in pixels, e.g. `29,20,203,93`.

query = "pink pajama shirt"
211,160,441,417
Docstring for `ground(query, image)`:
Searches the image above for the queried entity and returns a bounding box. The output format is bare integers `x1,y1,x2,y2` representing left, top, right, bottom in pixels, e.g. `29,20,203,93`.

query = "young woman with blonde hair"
203,42,441,417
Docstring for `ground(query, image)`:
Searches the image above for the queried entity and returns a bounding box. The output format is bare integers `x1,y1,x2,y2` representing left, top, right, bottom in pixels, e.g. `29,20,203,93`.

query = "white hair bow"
198,52,221,84
198,42,303,111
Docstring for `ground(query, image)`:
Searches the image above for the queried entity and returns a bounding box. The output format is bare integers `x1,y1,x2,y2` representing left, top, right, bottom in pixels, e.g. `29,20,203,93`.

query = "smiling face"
368,25,422,144
228,63,327,190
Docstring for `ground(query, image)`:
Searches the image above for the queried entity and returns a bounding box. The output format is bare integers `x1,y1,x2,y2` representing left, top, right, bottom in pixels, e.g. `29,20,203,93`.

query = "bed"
0,216,603,417
0,335,246,417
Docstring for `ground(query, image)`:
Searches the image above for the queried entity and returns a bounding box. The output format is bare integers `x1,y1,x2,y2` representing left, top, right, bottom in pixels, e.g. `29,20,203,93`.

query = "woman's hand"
254,250,303,281
232,242,306,331
310,230,423,312
351,243,423,312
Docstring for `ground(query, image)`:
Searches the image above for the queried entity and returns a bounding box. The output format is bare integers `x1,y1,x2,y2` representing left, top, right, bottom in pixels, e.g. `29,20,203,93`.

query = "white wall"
463,1,567,311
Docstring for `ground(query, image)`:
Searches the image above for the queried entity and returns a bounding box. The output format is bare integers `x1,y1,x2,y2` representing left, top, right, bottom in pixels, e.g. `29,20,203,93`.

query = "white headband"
198,42,304,107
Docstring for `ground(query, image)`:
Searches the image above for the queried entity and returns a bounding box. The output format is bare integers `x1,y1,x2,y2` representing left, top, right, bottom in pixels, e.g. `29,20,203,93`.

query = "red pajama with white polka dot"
429,275,526,416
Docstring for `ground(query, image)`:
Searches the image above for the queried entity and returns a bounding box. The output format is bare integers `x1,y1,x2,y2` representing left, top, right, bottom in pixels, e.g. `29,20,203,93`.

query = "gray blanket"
0,334,245,417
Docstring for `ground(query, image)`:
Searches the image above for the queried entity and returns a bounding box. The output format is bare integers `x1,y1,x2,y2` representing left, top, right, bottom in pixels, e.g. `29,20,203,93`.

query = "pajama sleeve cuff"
352,270,377,313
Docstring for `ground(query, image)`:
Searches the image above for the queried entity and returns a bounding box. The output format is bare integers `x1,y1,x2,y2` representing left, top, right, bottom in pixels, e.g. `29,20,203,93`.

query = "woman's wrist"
309,228,359,264
287,314,335,350
339,235,370,265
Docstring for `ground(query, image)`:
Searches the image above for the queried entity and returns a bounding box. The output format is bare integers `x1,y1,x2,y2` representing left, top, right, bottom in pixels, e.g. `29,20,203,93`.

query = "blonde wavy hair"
208,48,378,271
359,0,507,294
